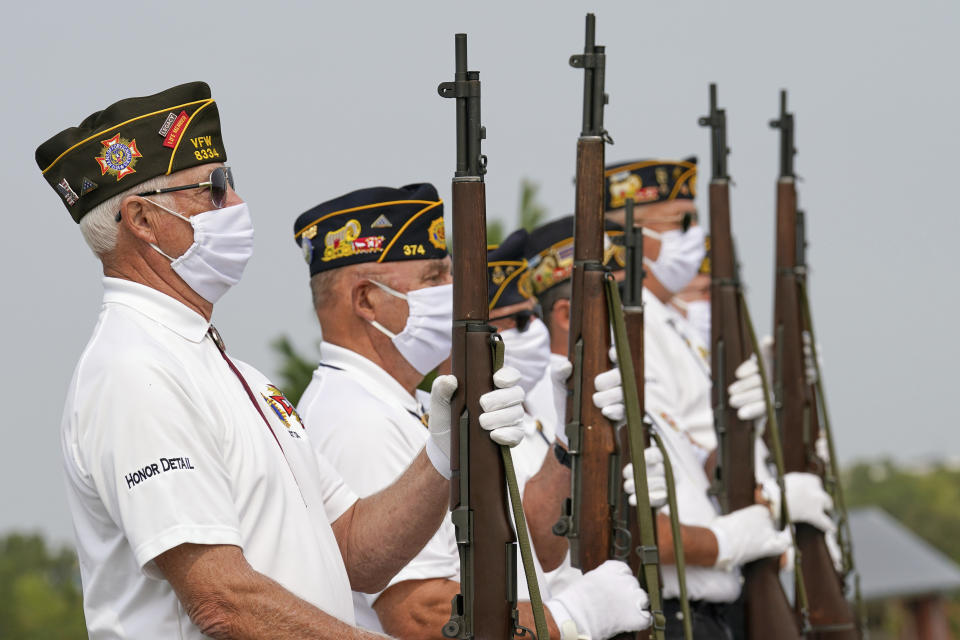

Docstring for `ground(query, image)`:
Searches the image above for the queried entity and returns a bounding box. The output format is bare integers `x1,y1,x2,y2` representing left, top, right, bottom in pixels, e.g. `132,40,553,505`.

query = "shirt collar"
318,342,421,414
102,277,210,343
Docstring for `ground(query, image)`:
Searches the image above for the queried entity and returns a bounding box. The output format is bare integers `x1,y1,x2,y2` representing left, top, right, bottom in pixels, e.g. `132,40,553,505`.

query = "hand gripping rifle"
770,90,860,639
438,34,549,640
698,84,803,640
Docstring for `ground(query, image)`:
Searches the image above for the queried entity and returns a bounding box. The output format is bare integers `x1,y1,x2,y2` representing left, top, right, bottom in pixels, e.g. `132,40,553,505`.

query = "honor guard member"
294,187,653,640
604,159,717,454
39,83,507,640
523,215,793,640
514,217,670,599
669,238,712,351
602,160,838,553
485,230,662,579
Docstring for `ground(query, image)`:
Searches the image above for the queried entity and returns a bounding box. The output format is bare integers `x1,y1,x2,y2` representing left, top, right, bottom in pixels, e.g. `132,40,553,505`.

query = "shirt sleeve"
301,380,460,607
78,354,242,576
311,450,359,524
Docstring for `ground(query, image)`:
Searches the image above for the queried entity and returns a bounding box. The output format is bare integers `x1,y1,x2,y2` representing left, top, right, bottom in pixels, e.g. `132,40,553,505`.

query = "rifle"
438,34,548,640
616,198,676,640
552,14,671,640
699,83,802,640
553,10,616,574
770,90,860,639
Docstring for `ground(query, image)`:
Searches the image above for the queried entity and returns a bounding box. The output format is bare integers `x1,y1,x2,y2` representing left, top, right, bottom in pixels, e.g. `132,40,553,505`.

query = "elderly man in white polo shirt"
294,185,654,640
37,82,526,640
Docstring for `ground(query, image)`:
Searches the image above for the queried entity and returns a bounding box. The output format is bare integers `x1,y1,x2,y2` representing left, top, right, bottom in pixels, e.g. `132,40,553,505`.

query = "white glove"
783,472,835,534
815,433,831,464
622,446,667,508
762,332,821,387
546,560,651,639
727,355,766,422
550,357,573,447
479,366,526,446
426,375,458,479
592,366,625,422
426,367,526,478
802,330,821,386
709,504,792,570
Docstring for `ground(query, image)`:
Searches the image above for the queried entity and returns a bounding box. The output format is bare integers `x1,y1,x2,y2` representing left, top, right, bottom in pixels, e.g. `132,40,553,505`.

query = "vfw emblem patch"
95,133,142,181
261,384,305,437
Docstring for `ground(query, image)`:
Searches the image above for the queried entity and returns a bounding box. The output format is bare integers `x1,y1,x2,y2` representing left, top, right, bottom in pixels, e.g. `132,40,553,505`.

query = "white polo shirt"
299,342,552,631
299,342,461,630
61,278,358,639
644,289,716,453
647,411,741,602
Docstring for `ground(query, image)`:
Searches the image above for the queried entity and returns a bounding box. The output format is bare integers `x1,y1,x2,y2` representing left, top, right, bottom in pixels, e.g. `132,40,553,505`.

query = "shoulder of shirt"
298,365,410,434
71,305,189,392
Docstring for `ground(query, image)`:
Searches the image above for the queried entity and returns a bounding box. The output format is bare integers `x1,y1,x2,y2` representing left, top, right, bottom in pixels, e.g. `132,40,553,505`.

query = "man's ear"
119,196,160,246
352,278,378,323
553,298,571,334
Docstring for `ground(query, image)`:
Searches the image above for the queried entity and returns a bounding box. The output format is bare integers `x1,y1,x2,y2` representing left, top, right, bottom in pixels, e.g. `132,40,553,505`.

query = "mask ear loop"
369,320,398,340
368,279,408,300
366,280,407,340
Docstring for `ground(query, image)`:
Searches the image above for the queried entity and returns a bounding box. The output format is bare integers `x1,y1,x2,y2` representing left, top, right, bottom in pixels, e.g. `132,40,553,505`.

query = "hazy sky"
2,1,957,542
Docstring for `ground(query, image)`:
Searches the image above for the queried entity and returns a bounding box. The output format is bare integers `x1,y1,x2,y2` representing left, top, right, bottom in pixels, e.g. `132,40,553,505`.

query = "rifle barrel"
438,34,515,640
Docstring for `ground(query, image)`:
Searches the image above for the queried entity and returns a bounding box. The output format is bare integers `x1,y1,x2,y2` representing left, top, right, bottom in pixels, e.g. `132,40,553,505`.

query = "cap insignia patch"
321,219,384,262
428,217,446,250
95,133,142,181
79,177,99,196
161,111,190,149
371,214,392,228
158,112,178,137
55,178,79,206
608,172,658,209
301,236,313,264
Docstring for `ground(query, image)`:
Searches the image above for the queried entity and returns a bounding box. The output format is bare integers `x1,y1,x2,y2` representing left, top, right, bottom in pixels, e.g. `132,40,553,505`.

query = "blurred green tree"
0,533,86,639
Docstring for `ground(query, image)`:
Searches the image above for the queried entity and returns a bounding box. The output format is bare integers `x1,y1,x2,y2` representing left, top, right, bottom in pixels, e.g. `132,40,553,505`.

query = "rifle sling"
491,335,550,640
604,274,691,640
651,430,694,640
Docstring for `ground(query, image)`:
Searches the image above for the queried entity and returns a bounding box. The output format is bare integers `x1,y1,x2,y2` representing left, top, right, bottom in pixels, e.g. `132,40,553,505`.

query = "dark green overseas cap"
35,81,228,223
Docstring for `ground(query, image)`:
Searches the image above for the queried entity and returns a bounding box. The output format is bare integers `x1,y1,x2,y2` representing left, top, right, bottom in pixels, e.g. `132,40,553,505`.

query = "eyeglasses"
115,166,235,222
140,166,235,208
495,305,542,333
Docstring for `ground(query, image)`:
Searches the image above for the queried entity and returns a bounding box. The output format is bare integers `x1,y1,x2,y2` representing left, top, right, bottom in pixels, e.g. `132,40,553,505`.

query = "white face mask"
500,316,551,394
147,199,255,304
643,225,706,294
674,298,712,348
368,280,453,375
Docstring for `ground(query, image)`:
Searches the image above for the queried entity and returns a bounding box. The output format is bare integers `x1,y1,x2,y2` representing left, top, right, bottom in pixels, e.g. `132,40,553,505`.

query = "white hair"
79,174,177,258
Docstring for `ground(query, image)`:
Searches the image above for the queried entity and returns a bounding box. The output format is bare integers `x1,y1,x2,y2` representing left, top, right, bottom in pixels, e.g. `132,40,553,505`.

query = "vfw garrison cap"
487,228,532,311
35,81,227,223
604,158,697,212
521,216,624,297
294,183,447,276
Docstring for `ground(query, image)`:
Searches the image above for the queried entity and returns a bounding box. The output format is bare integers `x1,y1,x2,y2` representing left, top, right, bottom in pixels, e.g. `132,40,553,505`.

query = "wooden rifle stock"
700,84,802,640
438,35,517,640
770,90,859,639
565,132,616,572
